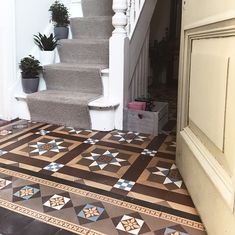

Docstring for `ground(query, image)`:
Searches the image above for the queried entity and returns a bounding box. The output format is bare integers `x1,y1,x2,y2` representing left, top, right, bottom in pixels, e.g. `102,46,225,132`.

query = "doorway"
149,0,182,122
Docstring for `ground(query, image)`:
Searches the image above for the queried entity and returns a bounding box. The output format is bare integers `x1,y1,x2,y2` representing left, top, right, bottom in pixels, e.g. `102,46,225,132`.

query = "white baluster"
130,0,135,27
112,0,128,36
126,0,131,36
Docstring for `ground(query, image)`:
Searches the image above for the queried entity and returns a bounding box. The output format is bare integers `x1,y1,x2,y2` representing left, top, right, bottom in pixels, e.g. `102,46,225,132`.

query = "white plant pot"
40,51,55,66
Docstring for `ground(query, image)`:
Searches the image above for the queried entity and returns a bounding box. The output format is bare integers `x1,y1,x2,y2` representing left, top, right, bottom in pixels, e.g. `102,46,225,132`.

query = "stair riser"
44,69,102,94
81,0,113,17
28,100,91,128
71,18,113,39
58,42,109,65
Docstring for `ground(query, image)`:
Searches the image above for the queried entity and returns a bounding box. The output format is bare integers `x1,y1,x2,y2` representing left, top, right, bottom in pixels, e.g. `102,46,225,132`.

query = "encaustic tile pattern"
0,119,207,235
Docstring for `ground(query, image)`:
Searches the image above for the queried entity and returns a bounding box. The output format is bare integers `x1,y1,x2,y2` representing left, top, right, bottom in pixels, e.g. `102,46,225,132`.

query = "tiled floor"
0,119,207,235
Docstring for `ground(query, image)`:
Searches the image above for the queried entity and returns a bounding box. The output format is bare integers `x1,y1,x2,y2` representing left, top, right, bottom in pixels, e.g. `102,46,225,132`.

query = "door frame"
176,9,235,212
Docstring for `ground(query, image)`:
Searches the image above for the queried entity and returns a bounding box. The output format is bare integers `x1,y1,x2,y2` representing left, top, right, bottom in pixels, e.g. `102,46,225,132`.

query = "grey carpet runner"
27,0,113,129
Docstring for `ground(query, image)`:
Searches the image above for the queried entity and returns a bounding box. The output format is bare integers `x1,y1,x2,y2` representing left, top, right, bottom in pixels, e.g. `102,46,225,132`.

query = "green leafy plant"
49,0,70,27
34,33,58,51
19,55,43,78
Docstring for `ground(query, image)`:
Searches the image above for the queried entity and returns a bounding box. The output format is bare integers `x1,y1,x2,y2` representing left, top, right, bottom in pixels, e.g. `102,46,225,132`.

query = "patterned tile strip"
0,167,205,231
0,198,105,235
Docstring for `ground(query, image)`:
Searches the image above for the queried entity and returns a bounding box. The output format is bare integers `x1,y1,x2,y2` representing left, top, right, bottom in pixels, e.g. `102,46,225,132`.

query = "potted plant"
19,55,43,94
34,33,58,65
49,0,70,40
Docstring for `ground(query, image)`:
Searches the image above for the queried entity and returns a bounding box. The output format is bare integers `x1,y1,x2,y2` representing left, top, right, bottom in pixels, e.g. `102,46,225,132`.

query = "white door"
177,1,235,234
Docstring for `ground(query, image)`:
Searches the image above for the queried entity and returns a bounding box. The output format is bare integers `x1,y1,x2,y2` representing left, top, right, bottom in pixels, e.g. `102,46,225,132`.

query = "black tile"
55,229,77,235
0,211,33,235
14,220,59,235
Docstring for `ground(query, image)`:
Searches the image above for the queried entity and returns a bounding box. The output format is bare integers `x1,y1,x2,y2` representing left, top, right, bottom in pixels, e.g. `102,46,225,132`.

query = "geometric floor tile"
43,162,65,172
148,162,183,190
0,150,8,156
141,149,157,157
75,202,108,225
109,131,150,145
83,138,99,145
0,177,12,190
113,179,135,192
35,130,51,136
154,224,189,235
0,130,12,136
13,184,40,201
112,212,150,235
28,139,68,156
66,127,92,135
78,148,131,172
43,192,73,212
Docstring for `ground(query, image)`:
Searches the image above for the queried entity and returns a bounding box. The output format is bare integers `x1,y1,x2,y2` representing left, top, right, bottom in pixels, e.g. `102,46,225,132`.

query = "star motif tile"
0,178,12,190
141,149,157,157
148,162,183,190
79,148,130,171
43,162,64,172
0,130,12,136
36,130,51,136
13,184,40,201
75,202,108,225
112,213,150,235
28,138,68,156
83,138,99,145
43,193,72,211
111,131,150,145
67,127,92,135
0,150,8,156
154,225,188,235
113,179,135,192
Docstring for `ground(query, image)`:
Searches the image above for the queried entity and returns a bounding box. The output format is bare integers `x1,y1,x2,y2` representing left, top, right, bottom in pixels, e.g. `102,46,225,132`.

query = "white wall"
15,0,55,67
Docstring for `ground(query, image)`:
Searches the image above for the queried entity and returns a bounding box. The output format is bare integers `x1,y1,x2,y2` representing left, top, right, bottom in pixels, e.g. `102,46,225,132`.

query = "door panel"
189,50,229,152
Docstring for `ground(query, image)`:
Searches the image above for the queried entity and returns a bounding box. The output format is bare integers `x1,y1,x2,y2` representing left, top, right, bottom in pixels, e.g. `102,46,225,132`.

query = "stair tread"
44,63,107,71
59,38,109,44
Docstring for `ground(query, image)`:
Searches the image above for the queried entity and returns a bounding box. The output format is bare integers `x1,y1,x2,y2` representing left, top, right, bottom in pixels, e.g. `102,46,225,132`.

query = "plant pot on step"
34,33,58,65
49,1,70,40
40,51,56,65
21,77,40,94
19,55,43,94
54,26,69,40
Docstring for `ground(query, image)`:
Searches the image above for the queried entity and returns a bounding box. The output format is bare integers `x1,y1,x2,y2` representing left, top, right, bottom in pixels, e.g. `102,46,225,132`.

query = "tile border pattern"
0,167,205,231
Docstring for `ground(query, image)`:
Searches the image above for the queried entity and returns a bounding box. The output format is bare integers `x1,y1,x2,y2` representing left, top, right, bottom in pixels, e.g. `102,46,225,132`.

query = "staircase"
26,0,113,130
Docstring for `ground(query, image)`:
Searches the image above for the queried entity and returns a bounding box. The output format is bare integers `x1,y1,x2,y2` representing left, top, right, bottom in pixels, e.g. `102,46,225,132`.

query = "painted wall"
177,0,235,234
15,0,55,67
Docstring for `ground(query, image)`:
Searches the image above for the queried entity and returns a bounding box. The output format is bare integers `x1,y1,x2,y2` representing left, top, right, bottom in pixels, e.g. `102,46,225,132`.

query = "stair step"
71,16,113,39
27,90,100,129
43,63,105,93
58,39,109,65
81,0,113,17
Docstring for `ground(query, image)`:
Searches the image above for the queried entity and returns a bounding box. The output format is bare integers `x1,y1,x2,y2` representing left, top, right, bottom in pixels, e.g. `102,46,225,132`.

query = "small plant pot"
54,27,69,40
40,51,55,65
21,77,40,94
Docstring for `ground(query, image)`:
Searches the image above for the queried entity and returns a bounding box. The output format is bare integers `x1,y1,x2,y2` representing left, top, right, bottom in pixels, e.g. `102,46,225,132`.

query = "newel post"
109,0,130,130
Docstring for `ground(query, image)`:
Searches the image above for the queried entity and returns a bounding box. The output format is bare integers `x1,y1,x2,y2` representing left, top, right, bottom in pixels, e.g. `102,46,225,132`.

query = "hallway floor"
0,119,207,235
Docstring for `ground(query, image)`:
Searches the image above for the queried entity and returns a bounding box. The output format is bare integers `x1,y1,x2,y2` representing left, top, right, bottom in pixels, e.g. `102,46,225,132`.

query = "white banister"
109,0,157,129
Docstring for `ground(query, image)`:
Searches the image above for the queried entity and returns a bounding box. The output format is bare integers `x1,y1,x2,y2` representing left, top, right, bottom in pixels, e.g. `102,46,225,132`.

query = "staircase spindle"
112,0,128,36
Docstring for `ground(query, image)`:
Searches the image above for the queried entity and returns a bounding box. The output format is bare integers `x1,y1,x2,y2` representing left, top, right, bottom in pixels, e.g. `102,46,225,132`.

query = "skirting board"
180,127,234,212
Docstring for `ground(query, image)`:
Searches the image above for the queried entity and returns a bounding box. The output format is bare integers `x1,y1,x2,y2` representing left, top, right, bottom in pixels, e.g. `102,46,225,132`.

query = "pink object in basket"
128,102,146,110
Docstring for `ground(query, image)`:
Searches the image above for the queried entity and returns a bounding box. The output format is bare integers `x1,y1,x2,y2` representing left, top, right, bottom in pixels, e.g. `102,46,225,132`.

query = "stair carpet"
27,0,113,129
